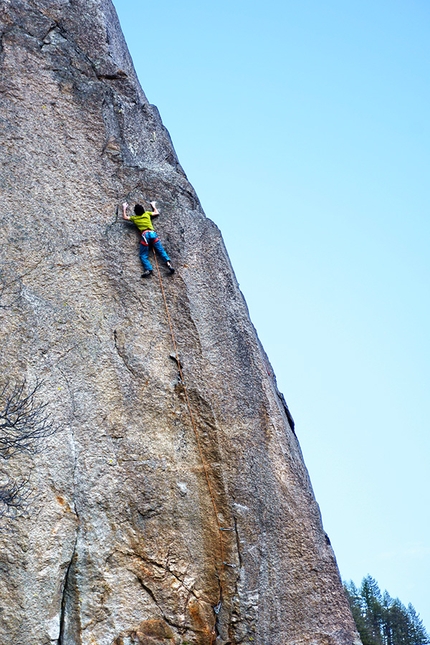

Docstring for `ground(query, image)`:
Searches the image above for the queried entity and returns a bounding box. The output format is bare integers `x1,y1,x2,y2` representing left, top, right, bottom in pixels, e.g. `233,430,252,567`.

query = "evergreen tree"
344,581,372,643
360,576,384,645
407,605,429,645
343,577,429,645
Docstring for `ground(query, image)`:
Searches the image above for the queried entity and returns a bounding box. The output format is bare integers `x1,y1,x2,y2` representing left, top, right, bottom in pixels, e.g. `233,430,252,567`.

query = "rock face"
0,2,361,644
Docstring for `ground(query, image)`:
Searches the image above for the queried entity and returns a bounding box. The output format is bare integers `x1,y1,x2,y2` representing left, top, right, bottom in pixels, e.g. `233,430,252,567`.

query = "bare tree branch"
0,380,59,460
0,474,30,518
0,267,62,519
0,380,61,520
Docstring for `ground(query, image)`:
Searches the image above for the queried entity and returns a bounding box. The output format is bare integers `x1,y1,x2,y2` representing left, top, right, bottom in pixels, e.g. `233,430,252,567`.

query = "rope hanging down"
152,250,228,634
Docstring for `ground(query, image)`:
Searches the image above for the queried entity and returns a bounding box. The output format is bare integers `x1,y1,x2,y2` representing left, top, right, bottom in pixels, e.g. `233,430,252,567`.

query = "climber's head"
134,204,145,216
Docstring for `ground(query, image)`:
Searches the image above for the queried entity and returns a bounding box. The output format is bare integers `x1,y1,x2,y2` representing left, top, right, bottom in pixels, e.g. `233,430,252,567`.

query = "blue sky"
113,0,430,627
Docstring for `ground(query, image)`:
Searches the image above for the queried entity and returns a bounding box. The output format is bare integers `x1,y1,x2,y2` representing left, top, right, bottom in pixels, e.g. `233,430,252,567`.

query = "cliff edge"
0,1,361,644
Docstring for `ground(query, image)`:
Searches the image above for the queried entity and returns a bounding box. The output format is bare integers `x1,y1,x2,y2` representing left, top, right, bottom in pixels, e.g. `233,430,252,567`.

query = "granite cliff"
0,1,361,644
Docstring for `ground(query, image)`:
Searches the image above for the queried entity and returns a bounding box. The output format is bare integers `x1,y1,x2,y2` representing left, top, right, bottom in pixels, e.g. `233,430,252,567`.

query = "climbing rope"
152,249,227,638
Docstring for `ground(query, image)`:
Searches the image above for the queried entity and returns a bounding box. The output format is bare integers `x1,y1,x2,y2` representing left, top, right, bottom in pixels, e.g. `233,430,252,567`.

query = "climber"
122,201,175,278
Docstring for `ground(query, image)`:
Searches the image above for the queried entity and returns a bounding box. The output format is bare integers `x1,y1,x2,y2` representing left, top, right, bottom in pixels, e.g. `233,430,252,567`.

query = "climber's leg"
139,242,153,272
146,231,174,274
153,238,170,263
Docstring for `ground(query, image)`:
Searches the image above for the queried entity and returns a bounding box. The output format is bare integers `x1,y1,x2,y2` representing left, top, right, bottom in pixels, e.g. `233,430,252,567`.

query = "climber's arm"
150,201,160,218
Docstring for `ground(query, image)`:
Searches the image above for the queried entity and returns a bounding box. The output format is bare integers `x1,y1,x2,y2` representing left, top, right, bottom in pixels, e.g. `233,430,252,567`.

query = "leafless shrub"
0,380,60,519
0,264,61,519
0,380,59,460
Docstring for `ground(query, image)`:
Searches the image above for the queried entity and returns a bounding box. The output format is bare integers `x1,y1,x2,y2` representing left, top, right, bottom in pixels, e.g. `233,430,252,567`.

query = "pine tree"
360,576,384,645
344,581,372,643
343,577,429,645
407,605,429,645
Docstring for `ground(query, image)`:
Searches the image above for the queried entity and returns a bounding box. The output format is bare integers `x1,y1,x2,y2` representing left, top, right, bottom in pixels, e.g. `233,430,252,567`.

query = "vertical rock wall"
0,1,361,644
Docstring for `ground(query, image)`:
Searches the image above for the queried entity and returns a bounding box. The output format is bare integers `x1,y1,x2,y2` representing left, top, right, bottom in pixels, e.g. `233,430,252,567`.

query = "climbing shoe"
141,270,152,278
166,261,175,274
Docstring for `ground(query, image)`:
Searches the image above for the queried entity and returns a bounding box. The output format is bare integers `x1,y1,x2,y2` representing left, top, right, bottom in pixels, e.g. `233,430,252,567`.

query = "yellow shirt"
129,211,154,231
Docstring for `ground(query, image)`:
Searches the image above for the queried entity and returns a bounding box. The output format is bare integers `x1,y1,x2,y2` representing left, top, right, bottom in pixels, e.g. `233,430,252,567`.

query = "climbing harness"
152,249,229,642
141,229,160,246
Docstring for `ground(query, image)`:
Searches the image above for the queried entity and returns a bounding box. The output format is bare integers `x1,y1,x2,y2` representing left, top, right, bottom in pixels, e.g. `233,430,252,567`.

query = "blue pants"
139,230,170,271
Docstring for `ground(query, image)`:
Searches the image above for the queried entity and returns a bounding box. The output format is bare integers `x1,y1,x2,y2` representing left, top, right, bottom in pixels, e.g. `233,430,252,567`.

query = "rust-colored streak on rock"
188,599,216,645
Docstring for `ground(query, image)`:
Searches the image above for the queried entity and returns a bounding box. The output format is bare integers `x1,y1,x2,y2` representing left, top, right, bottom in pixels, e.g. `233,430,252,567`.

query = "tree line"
344,576,429,645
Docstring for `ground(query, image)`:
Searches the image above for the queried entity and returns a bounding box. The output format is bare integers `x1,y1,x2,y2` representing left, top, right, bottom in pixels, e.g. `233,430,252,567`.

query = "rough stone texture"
0,1,361,644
